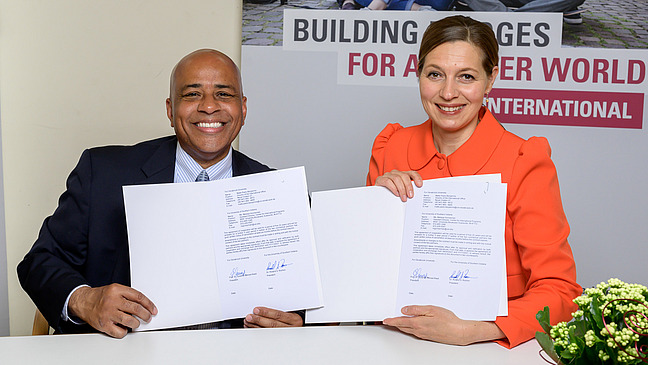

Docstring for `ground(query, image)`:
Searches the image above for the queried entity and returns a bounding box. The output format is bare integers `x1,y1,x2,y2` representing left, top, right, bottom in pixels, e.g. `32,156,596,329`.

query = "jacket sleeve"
17,150,94,332
366,123,404,186
494,137,582,348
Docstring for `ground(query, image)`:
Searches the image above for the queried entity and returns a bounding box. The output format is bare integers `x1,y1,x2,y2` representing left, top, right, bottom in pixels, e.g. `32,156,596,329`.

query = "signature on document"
229,267,246,279
449,269,475,281
411,268,430,280
266,258,292,271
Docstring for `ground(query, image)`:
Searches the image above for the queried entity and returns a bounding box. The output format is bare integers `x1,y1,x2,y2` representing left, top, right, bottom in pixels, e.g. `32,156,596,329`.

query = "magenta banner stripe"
489,88,644,129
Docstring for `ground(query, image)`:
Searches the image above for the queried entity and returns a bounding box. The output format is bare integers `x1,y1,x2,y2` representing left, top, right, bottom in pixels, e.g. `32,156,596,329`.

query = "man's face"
166,51,247,168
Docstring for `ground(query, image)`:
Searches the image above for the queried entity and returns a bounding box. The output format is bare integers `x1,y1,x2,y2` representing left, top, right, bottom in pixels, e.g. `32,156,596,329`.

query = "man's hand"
68,283,157,338
375,170,423,202
243,307,303,328
382,305,504,346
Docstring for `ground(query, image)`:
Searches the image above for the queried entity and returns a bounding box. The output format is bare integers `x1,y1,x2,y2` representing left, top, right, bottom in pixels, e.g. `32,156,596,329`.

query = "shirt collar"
173,143,233,183
407,109,505,176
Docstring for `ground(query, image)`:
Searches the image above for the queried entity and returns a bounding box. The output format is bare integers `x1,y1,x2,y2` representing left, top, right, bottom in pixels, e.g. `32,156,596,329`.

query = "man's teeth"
196,122,223,128
438,105,463,112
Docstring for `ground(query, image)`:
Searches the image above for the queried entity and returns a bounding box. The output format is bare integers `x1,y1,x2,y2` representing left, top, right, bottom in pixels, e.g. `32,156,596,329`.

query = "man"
17,49,303,338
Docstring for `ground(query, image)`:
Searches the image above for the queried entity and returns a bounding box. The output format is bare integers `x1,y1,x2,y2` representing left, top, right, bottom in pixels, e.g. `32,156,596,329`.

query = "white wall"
0,0,242,336
0,114,8,336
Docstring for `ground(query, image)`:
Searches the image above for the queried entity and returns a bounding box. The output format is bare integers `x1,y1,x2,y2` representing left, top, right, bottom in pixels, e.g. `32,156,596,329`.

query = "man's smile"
195,121,224,129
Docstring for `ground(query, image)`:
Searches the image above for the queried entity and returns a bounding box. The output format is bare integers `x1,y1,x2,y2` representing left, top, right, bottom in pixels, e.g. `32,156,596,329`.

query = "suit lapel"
232,149,251,177
138,137,177,184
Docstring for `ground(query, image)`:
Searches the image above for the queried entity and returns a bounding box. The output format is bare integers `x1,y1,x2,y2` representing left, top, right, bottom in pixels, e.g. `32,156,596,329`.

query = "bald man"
18,49,303,338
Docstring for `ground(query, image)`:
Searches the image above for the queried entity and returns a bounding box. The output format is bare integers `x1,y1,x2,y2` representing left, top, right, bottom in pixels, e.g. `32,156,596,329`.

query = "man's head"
166,49,246,168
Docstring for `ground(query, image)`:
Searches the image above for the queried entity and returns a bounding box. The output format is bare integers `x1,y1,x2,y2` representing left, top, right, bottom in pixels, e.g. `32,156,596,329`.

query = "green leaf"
572,320,588,337
567,326,585,357
572,357,592,365
561,350,574,359
535,331,560,363
590,296,604,330
537,306,553,335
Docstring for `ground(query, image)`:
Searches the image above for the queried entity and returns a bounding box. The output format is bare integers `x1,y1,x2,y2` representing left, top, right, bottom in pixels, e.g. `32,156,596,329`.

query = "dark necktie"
195,170,209,182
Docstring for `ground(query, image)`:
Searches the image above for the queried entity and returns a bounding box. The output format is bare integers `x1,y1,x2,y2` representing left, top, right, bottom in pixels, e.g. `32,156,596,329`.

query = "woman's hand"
383,305,504,346
374,170,423,202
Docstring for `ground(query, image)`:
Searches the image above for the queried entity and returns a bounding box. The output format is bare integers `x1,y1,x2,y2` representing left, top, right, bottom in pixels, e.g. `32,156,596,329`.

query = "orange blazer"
367,109,582,348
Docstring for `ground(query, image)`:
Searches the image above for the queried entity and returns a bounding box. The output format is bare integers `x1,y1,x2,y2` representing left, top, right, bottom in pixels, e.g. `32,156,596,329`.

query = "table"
0,325,548,364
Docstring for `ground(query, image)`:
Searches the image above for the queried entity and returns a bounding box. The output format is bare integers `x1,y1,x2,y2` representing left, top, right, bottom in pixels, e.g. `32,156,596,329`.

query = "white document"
308,186,405,323
397,178,507,321
307,174,506,323
124,167,322,331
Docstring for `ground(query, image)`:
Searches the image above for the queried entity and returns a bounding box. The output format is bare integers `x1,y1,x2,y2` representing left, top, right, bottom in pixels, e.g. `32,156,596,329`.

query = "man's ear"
241,96,247,126
166,98,174,127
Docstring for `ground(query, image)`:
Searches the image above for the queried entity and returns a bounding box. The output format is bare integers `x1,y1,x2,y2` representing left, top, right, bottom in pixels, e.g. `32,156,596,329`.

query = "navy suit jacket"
17,136,271,334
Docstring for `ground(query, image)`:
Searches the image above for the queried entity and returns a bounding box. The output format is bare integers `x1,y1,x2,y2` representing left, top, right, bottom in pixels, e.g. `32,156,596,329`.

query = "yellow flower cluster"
617,347,640,363
538,278,648,364
584,329,596,347
602,325,640,348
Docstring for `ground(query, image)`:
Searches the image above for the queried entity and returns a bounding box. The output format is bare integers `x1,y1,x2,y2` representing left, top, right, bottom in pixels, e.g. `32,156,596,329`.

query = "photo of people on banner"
243,0,647,48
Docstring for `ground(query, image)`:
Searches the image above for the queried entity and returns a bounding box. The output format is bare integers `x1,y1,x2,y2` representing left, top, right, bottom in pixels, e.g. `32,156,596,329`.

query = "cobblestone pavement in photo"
243,0,648,48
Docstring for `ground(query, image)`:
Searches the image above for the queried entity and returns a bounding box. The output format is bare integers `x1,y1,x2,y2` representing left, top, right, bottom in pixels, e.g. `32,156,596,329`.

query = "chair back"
32,309,50,335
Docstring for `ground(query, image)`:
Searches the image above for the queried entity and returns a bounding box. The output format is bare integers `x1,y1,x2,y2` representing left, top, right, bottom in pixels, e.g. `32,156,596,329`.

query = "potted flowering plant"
535,278,648,364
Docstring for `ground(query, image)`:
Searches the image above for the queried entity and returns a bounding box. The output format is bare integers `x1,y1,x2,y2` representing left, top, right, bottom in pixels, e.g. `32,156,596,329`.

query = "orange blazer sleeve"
494,137,581,348
367,123,404,186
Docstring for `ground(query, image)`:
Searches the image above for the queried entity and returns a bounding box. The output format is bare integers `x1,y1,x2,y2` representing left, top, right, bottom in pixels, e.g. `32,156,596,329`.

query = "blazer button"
437,159,446,170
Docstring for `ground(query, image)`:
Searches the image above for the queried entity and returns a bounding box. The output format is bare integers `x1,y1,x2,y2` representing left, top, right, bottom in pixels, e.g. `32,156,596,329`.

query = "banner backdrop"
241,10,648,288
283,10,646,129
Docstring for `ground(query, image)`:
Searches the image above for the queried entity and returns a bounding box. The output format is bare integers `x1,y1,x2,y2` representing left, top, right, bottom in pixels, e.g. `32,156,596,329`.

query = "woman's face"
419,41,498,137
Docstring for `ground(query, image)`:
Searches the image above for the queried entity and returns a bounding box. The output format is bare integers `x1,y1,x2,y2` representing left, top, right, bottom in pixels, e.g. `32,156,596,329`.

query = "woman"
367,15,581,348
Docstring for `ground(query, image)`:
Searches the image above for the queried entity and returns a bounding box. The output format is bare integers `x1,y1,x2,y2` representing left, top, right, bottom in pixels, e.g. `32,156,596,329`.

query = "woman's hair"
418,15,499,76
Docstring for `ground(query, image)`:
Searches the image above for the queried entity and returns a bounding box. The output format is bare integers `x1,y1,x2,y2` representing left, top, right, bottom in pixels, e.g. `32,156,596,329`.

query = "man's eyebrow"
182,83,202,90
181,83,236,91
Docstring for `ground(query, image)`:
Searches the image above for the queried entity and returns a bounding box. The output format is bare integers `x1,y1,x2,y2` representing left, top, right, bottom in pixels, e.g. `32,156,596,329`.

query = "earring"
482,93,489,108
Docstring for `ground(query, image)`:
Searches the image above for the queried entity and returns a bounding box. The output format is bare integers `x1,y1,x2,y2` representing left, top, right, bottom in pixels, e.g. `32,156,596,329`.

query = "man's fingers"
243,320,260,328
245,313,280,328
254,306,282,320
119,296,153,323
244,307,303,328
254,307,298,323
91,308,130,338
102,285,155,324
104,324,128,339
69,283,157,338
120,286,157,316
115,309,141,330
